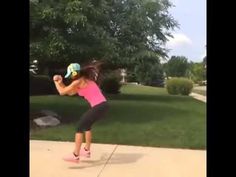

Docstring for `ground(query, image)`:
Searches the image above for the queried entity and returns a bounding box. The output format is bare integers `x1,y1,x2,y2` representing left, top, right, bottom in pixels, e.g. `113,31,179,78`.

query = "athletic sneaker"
63,153,80,163
80,147,91,158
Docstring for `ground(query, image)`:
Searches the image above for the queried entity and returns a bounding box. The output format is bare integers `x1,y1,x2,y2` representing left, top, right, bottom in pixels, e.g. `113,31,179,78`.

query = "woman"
53,62,109,163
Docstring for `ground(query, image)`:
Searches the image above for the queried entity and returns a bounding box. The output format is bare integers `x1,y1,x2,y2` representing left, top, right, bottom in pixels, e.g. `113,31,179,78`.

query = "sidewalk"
190,92,206,103
30,140,206,177
191,85,206,103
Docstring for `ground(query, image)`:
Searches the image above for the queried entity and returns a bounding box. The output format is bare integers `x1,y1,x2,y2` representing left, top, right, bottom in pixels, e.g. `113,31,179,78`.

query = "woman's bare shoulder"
71,79,80,85
77,77,88,88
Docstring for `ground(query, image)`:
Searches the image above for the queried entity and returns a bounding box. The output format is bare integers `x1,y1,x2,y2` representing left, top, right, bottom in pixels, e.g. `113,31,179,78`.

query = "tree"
105,0,178,67
202,56,206,79
30,0,178,75
203,56,206,67
132,56,164,86
191,63,204,82
30,0,114,74
187,60,206,83
185,61,194,80
165,56,189,77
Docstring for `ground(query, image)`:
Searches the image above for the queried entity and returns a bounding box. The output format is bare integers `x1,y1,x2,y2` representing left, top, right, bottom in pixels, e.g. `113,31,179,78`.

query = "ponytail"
79,61,104,84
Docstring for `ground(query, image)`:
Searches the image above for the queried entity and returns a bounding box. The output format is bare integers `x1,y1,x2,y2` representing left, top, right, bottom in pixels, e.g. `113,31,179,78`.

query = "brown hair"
72,60,104,85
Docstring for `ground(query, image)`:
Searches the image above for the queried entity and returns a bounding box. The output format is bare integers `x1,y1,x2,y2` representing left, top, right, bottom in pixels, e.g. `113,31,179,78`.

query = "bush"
127,72,138,82
101,72,122,94
134,62,164,87
30,74,56,95
150,78,165,87
166,77,193,96
198,80,207,86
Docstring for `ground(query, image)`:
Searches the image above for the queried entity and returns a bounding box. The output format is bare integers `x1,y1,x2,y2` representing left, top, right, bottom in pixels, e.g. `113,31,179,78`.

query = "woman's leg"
85,130,92,150
63,133,82,162
73,133,83,156
75,102,109,155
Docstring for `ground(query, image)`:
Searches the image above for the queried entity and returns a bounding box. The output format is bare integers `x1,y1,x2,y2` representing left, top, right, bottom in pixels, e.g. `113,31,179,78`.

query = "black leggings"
76,102,109,133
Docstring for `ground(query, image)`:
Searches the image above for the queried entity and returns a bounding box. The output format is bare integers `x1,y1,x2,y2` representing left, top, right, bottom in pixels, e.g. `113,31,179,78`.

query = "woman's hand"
53,75,63,83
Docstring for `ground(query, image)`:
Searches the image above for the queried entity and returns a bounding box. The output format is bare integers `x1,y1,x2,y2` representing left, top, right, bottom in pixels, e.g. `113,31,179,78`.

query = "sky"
165,0,206,62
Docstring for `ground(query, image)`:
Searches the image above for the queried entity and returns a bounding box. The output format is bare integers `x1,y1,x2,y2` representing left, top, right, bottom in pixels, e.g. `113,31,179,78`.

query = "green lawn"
30,84,206,149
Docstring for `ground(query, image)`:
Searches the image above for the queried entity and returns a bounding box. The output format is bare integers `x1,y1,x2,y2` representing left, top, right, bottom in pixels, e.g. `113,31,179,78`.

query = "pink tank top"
77,80,106,107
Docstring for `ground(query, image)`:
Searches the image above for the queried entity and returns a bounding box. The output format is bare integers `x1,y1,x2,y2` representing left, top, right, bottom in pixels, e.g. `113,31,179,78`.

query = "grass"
30,84,206,150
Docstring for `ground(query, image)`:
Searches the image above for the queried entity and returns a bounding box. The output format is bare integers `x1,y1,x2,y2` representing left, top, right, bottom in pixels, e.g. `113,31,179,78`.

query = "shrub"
30,74,56,95
126,72,138,82
166,77,193,96
150,78,165,87
198,80,207,86
134,62,164,87
100,72,122,94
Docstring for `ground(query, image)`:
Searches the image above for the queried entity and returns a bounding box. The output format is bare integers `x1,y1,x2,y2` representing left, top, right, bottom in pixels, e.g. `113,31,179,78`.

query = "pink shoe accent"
63,153,80,163
80,148,91,158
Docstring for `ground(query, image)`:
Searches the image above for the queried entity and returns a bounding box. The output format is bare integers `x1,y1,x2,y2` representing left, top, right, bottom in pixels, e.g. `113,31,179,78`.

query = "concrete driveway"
30,140,206,177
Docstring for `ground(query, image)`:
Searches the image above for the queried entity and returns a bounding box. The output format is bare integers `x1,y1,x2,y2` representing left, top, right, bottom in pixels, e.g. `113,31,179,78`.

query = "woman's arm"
53,75,80,96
